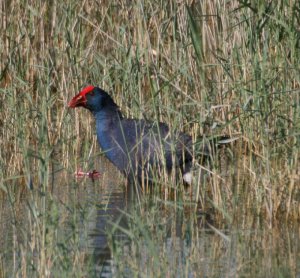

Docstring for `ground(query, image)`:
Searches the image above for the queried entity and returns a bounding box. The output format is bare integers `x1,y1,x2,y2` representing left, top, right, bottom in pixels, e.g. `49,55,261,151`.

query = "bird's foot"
74,169,101,179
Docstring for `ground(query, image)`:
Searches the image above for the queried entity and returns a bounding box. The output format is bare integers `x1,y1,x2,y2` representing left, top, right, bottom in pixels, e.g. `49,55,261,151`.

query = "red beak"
68,93,86,108
68,85,95,108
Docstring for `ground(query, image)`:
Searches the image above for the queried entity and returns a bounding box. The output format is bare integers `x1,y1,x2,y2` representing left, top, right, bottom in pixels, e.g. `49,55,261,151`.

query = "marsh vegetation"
0,0,299,277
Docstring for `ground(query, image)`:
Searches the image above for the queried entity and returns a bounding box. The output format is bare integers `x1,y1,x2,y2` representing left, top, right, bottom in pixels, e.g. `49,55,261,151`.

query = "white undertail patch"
183,172,193,185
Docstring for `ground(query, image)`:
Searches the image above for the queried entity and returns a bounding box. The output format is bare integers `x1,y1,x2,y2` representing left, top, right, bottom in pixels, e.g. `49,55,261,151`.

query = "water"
0,158,300,277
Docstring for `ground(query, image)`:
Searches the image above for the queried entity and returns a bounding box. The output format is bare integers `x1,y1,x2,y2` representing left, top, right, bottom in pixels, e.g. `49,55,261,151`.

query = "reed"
0,0,299,276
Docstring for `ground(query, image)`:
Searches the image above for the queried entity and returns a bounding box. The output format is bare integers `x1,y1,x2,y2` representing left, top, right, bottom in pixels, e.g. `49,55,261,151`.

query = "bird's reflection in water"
86,170,208,277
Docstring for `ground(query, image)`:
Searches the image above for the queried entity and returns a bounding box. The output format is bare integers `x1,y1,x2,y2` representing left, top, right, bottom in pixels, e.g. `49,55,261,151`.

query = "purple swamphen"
68,86,224,186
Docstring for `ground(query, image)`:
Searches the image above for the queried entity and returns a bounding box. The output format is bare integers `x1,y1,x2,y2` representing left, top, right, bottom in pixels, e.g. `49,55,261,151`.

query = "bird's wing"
122,120,192,170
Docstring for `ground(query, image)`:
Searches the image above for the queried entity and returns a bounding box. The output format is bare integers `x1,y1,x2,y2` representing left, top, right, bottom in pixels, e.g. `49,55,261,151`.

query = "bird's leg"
74,169,101,179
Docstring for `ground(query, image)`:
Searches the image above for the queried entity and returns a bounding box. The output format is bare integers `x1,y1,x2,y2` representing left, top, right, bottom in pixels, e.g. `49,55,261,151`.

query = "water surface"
0,158,299,277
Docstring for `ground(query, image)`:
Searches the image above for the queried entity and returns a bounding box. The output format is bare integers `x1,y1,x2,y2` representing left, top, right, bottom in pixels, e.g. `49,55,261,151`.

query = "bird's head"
68,86,118,113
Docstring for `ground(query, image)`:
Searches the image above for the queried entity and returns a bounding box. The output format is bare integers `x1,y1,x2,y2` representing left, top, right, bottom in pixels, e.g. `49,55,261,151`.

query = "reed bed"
0,0,299,276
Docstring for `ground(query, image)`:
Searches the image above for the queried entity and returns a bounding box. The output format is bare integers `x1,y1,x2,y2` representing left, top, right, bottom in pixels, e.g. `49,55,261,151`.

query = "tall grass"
0,0,299,276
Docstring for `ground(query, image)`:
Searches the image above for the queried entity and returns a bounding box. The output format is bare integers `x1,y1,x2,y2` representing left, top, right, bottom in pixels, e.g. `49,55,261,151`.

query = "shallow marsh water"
0,157,300,277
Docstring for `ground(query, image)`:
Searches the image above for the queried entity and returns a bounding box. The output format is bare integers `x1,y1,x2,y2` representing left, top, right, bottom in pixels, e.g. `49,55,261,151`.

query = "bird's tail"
194,135,239,157
182,135,239,185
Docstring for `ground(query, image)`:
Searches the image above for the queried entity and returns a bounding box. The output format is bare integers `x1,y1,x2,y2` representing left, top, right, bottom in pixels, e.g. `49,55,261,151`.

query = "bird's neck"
94,107,123,156
94,107,123,131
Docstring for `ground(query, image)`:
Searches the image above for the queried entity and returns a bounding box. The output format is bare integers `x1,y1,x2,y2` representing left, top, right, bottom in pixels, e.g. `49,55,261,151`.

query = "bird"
68,86,230,187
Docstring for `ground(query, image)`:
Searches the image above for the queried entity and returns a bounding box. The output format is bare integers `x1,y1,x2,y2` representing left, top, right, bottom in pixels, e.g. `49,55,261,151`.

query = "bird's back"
96,117,193,184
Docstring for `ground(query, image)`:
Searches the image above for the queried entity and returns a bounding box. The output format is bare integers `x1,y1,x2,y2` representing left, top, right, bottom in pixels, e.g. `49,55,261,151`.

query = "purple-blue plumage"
69,86,193,185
